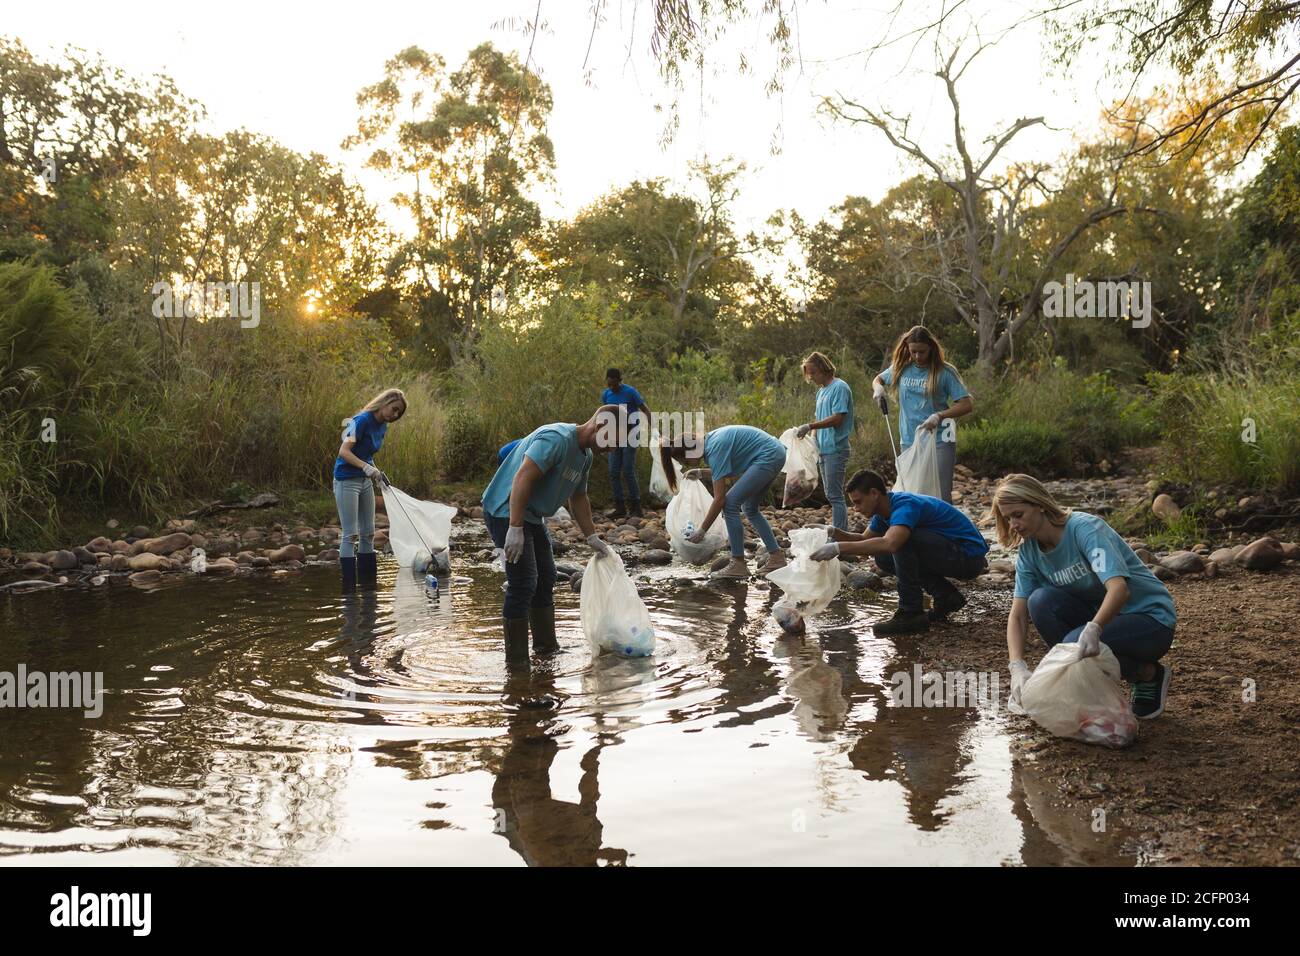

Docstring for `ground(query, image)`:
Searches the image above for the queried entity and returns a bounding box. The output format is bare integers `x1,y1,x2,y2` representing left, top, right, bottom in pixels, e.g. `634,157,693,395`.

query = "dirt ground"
933,561,1300,866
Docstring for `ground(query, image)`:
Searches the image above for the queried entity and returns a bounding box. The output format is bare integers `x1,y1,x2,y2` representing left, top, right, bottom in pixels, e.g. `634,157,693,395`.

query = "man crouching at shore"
810,469,988,634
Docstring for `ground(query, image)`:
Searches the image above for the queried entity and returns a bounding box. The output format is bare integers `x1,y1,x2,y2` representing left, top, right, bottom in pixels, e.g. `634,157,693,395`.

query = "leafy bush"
962,420,1071,474
438,407,494,481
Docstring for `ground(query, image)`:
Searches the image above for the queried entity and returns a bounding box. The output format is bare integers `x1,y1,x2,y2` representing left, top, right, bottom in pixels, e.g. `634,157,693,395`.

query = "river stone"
165,519,197,533
551,540,569,556
638,527,660,543
72,546,96,565
1236,537,1284,571
131,532,192,556
1152,494,1182,523
568,571,583,592
847,569,883,590
987,559,1015,575
235,551,256,565
127,553,170,572
251,556,271,568
130,525,151,539
1209,546,1240,565
129,570,163,586
49,550,78,571
1133,547,1155,565
206,557,239,574
86,536,114,553
649,536,671,551
318,549,339,562
243,529,265,545
268,544,306,563
1151,564,1178,581
556,562,583,577
642,549,672,565
108,554,130,571
1160,551,1205,574
21,561,49,576
1282,542,1300,561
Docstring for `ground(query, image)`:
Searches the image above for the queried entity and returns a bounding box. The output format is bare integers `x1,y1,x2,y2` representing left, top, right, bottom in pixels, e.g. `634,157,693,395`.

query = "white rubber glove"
362,462,388,485
872,381,886,401
1077,621,1102,658
687,528,708,545
683,468,703,481
587,534,613,559
504,524,525,563
796,423,812,439
921,413,942,432
810,542,840,562
1008,660,1031,712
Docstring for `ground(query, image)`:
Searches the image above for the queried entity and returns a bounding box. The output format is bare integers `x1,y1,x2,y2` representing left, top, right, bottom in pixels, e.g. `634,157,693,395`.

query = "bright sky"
8,0,1131,242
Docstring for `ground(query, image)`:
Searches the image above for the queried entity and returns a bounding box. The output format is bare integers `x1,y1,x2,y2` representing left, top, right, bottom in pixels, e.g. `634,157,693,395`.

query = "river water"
0,525,1128,866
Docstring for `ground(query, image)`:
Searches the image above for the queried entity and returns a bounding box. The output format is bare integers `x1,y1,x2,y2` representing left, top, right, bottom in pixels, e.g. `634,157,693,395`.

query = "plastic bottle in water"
424,573,439,594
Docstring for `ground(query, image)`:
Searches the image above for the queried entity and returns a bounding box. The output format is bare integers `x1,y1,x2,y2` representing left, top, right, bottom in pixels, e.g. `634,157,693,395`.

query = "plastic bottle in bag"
1018,642,1138,748
580,552,657,657
778,427,820,507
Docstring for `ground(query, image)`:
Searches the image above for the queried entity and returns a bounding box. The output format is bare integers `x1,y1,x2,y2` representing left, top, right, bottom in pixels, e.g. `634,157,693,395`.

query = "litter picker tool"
879,394,900,463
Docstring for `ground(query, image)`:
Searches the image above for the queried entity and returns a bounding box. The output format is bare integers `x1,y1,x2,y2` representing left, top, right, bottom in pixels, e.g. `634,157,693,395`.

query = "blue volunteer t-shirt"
703,425,787,480
869,492,989,558
880,363,970,447
814,377,854,456
333,410,387,480
482,424,592,525
602,384,645,427
1013,511,1176,630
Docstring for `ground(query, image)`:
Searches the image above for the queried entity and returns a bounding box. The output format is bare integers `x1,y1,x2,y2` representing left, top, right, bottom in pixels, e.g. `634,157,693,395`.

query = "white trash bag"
648,431,684,504
384,485,457,573
580,552,656,657
1015,642,1138,749
778,426,820,507
667,475,727,565
893,426,942,498
766,527,843,632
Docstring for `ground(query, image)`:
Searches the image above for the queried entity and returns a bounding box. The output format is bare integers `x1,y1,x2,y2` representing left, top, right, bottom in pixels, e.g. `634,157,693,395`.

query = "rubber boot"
503,616,531,672
357,551,378,587
607,503,627,520
528,605,559,655
340,556,357,591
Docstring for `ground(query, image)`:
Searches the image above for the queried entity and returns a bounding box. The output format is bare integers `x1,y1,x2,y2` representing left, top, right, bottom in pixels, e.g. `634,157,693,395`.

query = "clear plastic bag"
648,431,684,504
893,427,942,498
766,527,843,631
1017,642,1138,748
384,485,457,573
778,427,821,507
580,552,656,657
667,475,727,565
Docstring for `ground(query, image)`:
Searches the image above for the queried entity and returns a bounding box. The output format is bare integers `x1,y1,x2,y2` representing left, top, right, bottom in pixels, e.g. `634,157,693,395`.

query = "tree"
346,43,555,366
824,35,1162,366
547,158,761,362
1052,1,1300,162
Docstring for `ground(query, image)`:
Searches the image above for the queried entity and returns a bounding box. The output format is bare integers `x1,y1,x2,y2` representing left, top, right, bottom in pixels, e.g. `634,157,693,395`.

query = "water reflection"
0,536,1131,866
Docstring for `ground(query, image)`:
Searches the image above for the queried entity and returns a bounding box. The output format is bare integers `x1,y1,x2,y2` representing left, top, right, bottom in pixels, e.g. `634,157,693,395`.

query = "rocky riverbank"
3,458,1298,593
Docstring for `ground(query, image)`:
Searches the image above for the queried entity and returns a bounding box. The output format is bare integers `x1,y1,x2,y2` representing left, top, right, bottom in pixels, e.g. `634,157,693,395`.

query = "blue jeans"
819,449,849,530
723,460,783,557
333,476,375,559
1027,585,1174,683
485,513,557,619
874,528,987,612
608,446,640,505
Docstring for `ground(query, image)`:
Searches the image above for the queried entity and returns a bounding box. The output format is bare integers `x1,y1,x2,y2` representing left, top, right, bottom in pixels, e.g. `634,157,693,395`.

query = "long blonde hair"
988,473,1071,547
343,388,407,427
888,325,958,397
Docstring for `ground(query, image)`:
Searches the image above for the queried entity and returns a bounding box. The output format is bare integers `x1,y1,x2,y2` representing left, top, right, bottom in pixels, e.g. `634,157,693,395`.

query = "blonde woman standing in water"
334,388,407,589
